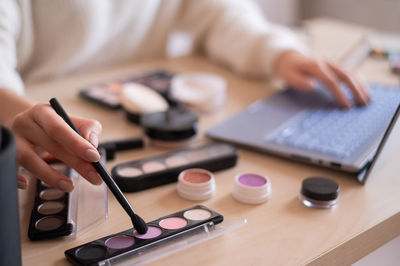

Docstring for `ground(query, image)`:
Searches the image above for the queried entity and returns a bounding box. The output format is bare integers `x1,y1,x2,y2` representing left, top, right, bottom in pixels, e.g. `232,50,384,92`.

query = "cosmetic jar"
232,173,271,204
177,169,216,201
121,83,169,124
170,72,226,113
141,108,198,149
299,177,339,209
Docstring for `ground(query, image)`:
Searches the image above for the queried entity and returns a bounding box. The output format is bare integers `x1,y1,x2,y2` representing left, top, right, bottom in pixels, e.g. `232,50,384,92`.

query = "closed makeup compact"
177,169,216,201
232,173,271,204
170,72,226,112
141,108,198,148
299,177,339,209
121,83,169,124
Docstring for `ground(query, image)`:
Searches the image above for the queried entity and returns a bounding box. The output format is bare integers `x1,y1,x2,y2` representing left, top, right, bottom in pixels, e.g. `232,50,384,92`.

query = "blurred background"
255,0,400,33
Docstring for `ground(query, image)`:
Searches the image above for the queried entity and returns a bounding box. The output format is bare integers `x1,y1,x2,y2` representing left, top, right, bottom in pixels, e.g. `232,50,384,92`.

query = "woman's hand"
11,103,103,192
275,51,371,108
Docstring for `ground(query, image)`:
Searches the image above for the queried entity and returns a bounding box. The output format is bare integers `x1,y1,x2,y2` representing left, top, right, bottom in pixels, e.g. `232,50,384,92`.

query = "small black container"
299,177,339,209
141,108,198,149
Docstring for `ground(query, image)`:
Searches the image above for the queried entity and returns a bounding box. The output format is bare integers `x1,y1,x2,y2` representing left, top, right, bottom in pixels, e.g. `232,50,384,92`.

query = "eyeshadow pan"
105,235,135,249
133,226,162,239
117,167,143,178
183,209,211,221
142,161,166,173
37,201,65,215
238,174,267,187
35,216,64,231
186,151,208,162
75,245,107,260
165,156,188,167
183,171,211,184
39,188,65,200
159,217,187,230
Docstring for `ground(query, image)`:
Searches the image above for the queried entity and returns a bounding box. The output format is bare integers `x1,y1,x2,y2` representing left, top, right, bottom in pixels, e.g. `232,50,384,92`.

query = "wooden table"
19,22,400,266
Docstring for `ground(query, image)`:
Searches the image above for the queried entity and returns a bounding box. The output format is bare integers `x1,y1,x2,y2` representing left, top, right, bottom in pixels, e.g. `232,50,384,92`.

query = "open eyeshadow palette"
111,142,238,192
65,205,224,265
79,70,174,109
28,160,108,241
28,162,72,240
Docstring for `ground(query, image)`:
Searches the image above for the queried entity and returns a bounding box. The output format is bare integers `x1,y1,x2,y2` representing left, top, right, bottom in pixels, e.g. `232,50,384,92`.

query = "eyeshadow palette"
111,142,238,192
28,162,73,240
27,160,108,241
79,70,174,109
64,205,223,265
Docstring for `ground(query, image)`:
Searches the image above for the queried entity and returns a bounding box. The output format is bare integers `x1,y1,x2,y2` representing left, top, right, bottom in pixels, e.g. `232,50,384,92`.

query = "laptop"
206,83,400,183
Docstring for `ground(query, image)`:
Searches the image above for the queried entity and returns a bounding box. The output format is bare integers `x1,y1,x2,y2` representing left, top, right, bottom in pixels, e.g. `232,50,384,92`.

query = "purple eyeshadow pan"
133,226,162,239
105,235,135,249
238,174,267,187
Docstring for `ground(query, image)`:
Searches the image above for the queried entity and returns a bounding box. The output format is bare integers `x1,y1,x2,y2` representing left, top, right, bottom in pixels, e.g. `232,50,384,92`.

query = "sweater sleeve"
0,0,24,94
175,0,307,79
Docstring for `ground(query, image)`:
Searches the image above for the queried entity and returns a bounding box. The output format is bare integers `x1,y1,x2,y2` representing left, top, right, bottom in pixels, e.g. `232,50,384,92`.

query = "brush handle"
92,160,135,217
49,98,137,217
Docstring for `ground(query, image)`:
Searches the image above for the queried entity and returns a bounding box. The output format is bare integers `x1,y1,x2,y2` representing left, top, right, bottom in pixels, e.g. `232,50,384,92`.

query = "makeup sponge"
121,83,169,124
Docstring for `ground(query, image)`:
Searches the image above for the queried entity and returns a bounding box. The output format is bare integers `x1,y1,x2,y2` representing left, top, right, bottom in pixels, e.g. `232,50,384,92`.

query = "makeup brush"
49,98,148,234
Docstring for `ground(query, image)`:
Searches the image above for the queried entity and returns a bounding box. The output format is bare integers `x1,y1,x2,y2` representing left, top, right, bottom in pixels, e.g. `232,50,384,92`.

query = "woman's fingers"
74,117,102,148
17,174,28,189
16,138,74,192
285,71,315,92
13,115,102,185
327,61,370,106
29,104,100,162
275,51,371,108
304,60,351,108
12,103,104,188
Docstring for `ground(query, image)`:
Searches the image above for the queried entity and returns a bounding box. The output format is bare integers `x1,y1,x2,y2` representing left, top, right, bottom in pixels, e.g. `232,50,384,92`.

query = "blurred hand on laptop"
275,51,371,108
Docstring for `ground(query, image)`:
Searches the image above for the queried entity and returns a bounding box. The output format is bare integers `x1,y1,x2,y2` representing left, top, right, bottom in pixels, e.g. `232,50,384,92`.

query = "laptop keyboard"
267,84,400,158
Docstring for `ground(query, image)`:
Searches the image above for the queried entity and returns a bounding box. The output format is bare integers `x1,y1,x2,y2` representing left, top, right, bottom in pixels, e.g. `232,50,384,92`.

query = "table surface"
19,19,400,266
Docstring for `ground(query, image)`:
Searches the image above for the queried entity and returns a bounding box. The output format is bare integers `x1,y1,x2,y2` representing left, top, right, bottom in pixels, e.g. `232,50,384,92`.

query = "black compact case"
28,162,73,240
111,142,238,192
65,205,223,266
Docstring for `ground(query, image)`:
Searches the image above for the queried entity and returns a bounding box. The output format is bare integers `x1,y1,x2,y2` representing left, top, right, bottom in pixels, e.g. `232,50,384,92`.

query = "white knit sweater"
0,0,304,94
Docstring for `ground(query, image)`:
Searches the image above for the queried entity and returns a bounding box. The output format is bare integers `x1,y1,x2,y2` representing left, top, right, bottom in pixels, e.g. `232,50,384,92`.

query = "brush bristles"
133,214,148,234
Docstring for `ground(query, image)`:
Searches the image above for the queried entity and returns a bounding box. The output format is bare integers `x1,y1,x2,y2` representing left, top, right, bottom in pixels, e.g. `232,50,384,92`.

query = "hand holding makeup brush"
0,90,103,191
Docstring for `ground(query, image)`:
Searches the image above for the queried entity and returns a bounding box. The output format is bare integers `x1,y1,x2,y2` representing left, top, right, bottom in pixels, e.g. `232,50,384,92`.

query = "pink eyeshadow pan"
183,171,211,184
133,226,162,239
158,217,187,230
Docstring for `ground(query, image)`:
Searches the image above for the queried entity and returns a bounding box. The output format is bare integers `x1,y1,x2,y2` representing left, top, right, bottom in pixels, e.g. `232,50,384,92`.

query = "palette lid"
68,168,108,237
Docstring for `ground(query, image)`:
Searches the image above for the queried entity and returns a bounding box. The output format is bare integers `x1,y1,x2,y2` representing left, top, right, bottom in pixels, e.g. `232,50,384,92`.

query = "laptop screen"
357,103,400,184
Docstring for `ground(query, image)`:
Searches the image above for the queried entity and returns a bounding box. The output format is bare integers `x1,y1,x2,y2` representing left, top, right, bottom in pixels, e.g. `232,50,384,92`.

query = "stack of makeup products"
111,142,238,192
64,205,223,265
